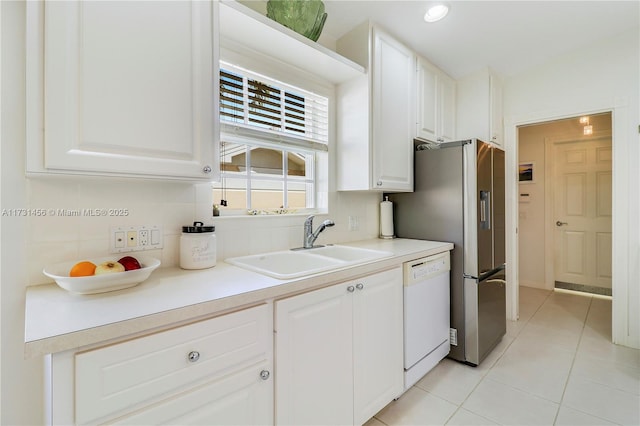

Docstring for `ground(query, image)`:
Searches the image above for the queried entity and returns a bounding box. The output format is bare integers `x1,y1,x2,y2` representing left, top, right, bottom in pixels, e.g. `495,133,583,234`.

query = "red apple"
95,261,125,274
118,256,141,271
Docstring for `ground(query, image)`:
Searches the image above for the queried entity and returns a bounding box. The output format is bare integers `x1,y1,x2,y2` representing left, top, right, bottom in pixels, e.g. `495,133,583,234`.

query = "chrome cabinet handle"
356,283,364,290
260,370,270,380
347,285,355,293
202,165,212,174
556,221,568,227
376,180,383,186
187,351,200,363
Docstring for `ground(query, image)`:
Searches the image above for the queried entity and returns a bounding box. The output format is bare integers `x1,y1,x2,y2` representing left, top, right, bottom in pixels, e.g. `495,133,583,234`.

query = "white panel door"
371,27,415,191
352,268,404,426
553,138,612,289
43,1,218,179
275,283,354,426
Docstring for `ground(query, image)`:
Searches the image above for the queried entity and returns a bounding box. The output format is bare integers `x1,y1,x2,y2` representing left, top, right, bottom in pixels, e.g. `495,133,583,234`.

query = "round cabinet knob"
202,165,212,174
347,285,355,293
187,351,200,363
376,180,383,186
260,370,270,380
437,137,444,143
356,283,364,290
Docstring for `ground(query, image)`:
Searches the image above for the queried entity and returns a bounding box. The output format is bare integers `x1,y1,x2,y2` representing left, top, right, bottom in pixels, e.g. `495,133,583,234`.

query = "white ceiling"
311,1,639,79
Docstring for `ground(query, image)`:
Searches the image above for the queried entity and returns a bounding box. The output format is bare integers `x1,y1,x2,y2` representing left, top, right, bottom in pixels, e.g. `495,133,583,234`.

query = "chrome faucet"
303,215,335,249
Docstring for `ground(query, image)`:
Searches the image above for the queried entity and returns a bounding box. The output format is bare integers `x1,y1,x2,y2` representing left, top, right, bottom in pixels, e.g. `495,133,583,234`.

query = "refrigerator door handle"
477,263,506,282
480,190,491,230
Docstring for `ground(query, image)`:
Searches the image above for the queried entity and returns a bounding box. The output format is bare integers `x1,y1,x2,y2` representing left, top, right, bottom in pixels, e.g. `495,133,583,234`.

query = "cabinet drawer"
110,359,273,426
75,304,270,424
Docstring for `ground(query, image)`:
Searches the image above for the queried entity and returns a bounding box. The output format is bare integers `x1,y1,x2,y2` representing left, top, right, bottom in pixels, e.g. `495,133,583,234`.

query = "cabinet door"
352,268,404,425
417,58,456,144
416,58,438,142
371,27,415,192
439,73,457,143
275,283,354,426
111,360,273,426
41,1,218,180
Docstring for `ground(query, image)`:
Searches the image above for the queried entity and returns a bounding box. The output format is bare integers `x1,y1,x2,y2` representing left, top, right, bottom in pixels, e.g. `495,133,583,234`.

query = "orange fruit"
69,261,96,277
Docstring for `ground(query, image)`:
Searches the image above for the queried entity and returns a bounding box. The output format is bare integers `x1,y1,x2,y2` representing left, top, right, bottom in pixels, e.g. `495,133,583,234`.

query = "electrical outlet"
139,229,149,246
110,225,163,253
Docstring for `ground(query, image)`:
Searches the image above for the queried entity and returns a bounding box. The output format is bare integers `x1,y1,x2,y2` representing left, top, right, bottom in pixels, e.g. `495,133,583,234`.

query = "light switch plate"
110,225,163,253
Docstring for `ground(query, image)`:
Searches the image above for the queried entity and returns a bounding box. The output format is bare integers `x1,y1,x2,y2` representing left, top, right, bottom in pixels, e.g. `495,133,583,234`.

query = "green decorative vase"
266,0,328,42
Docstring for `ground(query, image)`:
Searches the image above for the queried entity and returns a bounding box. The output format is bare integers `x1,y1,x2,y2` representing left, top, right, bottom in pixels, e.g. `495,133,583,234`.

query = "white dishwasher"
403,251,451,390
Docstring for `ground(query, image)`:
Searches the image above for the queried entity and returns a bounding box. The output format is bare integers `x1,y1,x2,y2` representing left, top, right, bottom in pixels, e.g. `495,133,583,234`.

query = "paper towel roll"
380,196,394,238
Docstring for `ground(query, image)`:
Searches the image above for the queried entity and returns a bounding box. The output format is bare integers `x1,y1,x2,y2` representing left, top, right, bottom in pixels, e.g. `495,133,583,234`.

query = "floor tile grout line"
443,288,554,425
552,294,592,425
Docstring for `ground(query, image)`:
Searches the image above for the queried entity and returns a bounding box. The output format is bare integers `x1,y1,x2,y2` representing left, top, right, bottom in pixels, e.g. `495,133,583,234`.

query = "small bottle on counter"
180,221,216,269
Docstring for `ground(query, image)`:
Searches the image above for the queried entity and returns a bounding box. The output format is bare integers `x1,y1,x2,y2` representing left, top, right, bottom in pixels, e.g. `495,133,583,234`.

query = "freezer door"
464,267,506,366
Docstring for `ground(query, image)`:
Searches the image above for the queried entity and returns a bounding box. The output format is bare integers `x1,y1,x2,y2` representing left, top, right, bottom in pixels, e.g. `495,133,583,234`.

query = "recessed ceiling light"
424,4,449,23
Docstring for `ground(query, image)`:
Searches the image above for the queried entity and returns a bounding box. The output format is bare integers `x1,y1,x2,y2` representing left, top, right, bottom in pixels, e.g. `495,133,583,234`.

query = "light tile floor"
367,286,640,425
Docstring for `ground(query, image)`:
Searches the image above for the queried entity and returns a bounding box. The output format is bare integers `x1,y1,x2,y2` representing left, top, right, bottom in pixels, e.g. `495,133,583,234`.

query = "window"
215,63,329,215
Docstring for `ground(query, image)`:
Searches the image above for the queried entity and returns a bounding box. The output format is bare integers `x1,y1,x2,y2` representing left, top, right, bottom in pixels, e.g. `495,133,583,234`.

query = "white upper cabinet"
336,22,416,192
456,67,504,146
26,1,219,180
416,57,456,143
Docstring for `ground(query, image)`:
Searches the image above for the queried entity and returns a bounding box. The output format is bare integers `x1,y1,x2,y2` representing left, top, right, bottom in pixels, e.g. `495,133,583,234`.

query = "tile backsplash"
26,178,380,285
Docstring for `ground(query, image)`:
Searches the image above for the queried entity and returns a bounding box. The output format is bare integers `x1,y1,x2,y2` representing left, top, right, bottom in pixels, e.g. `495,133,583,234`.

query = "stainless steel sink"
225,245,393,279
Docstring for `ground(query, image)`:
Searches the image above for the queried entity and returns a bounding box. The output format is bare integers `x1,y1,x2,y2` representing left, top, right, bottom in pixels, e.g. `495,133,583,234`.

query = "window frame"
214,60,331,216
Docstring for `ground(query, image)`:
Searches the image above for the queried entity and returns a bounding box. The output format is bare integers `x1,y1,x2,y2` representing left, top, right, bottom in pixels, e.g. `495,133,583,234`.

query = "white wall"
1,3,42,424
517,127,547,289
504,28,639,348
0,2,380,423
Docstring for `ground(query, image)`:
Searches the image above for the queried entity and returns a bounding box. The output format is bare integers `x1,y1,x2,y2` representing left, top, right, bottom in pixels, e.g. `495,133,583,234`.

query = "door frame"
505,97,630,347
543,132,613,289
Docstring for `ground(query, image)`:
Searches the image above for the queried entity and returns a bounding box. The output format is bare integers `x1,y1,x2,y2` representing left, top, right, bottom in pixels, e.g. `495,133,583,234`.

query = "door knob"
556,221,568,227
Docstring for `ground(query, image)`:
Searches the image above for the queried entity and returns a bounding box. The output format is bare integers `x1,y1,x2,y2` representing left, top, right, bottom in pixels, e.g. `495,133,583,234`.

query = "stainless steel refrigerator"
387,139,506,366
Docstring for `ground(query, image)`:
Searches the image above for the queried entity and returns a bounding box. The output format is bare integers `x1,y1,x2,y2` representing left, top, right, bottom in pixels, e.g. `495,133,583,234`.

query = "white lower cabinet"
47,304,273,425
275,268,404,426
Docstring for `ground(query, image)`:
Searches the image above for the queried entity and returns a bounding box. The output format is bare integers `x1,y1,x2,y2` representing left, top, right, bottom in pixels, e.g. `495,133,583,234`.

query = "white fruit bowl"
43,256,161,295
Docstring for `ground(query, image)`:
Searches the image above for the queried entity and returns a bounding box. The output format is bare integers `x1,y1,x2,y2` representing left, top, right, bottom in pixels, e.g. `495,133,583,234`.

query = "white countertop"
24,238,453,358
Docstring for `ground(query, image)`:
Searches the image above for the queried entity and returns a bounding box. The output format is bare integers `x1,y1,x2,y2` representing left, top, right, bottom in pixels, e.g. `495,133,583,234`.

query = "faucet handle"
304,215,315,225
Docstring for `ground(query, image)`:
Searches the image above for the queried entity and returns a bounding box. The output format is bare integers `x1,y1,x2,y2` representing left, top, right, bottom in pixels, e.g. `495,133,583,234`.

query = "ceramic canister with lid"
180,221,216,269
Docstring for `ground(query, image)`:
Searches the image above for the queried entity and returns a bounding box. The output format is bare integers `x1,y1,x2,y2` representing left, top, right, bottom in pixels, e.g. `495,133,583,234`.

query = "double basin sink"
226,245,394,279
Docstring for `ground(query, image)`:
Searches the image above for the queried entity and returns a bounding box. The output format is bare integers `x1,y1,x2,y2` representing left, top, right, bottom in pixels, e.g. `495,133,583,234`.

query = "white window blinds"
220,62,329,151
